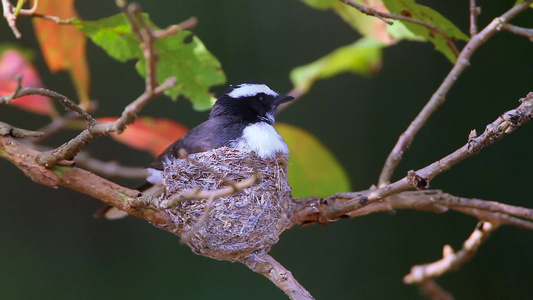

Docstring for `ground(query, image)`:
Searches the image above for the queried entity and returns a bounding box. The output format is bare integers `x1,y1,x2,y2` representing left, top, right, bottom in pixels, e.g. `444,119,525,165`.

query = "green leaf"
514,0,533,8
73,14,141,62
301,0,411,42
275,123,351,198
136,33,223,110
290,37,384,95
117,191,130,201
382,0,469,62
51,165,72,179
299,0,336,10
73,13,225,110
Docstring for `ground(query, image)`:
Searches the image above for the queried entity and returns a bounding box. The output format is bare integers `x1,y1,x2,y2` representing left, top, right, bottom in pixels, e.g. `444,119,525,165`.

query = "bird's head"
210,83,294,124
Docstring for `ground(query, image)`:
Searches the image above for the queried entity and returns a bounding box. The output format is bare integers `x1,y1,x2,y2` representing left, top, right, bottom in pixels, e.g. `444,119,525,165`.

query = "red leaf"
32,0,91,105
98,117,189,156
0,49,55,116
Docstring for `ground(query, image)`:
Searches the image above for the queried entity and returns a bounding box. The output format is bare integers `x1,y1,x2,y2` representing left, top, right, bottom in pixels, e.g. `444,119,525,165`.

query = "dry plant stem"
2,0,22,38
153,16,198,39
180,194,216,243
378,0,533,186
332,92,533,219
0,135,167,224
293,190,533,230
38,77,176,167
340,0,392,25
0,121,43,137
469,0,479,37
34,112,86,143
127,3,158,94
74,151,149,179
345,191,533,224
243,253,315,300
1,0,57,38
161,173,260,208
28,13,71,24
0,86,95,124
419,280,454,300
404,221,498,284
179,149,250,190
450,206,533,230
292,92,533,223
340,0,459,56
501,23,533,41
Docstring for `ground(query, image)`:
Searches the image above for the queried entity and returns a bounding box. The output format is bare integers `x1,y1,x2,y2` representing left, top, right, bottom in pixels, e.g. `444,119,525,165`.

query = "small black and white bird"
100,83,294,219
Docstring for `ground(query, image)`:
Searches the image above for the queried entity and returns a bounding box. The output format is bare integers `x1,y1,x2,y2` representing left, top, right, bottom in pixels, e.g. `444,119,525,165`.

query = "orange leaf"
32,0,90,105
0,49,55,116
98,117,189,156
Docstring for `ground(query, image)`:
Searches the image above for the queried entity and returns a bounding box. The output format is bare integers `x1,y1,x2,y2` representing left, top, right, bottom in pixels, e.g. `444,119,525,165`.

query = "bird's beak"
273,94,295,106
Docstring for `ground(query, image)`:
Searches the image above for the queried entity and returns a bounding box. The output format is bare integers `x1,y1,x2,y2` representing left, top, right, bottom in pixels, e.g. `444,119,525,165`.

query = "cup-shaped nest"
158,147,294,261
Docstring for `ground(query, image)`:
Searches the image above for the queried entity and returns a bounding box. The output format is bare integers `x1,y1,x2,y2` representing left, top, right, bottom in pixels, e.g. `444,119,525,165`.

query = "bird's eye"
256,93,265,101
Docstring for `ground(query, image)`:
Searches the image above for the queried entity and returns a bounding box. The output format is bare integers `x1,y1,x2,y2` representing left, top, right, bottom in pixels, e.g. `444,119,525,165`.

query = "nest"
156,147,294,261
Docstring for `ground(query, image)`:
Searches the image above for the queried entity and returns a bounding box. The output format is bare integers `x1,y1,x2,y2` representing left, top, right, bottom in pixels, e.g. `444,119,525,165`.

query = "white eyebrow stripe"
228,84,278,98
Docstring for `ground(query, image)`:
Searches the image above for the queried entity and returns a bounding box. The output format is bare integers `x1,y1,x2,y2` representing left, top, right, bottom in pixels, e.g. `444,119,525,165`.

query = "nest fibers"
157,147,294,261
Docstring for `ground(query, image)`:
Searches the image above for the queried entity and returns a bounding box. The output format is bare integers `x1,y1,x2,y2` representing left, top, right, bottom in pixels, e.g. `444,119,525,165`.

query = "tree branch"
0,134,167,224
404,221,498,284
243,253,315,300
418,279,454,300
378,0,533,186
292,92,533,225
37,77,176,167
501,23,533,41
74,151,149,179
0,121,43,138
340,0,459,56
293,189,533,230
469,0,480,37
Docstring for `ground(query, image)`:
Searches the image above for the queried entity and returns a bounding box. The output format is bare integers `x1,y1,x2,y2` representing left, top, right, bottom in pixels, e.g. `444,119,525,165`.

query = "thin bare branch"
1,0,69,38
74,151,149,179
419,280,454,300
160,172,261,208
293,189,533,231
32,101,98,144
469,0,480,37
0,86,95,125
153,16,197,39
0,121,43,138
243,253,315,300
321,93,533,221
26,12,71,24
340,0,459,56
0,135,166,224
501,23,533,41
127,3,158,94
450,206,533,230
340,0,392,25
378,0,533,186
2,0,22,38
291,92,533,225
404,221,498,284
38,77,176,167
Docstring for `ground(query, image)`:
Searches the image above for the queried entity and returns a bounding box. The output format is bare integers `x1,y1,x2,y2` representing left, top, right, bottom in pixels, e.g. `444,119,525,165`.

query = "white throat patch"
231,122,288,158
228,84,278,98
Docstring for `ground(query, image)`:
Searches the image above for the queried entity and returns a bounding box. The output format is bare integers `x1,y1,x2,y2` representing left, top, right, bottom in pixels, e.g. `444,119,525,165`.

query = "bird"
99,83,294,219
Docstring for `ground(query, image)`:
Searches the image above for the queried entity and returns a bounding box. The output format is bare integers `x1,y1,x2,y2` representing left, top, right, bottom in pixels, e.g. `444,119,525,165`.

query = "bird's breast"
230,122,288,159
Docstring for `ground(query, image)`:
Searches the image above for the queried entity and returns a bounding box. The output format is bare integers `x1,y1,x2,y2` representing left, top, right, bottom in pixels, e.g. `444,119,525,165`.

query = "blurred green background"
1,1,532,299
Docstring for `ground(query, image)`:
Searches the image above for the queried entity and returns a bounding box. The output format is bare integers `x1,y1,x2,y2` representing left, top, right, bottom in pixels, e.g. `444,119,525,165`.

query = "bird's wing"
145,119,235,170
